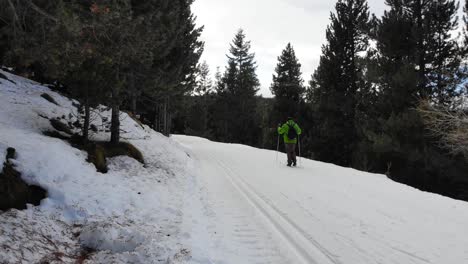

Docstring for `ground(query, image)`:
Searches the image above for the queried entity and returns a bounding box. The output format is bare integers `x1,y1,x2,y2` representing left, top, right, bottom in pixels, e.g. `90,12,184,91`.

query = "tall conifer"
270,43,305,123
309,0,371,166
216,29,260,145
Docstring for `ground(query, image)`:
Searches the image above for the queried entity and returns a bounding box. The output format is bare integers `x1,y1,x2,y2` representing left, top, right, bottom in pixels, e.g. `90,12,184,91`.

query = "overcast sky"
192,0,390,97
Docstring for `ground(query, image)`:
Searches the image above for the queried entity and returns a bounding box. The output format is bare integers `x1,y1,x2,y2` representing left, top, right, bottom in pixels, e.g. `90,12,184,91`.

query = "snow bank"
0,70,196,263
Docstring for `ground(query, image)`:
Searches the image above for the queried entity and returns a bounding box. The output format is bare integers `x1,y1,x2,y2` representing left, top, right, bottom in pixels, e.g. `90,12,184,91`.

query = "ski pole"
276,133,280,164
298,135,302,167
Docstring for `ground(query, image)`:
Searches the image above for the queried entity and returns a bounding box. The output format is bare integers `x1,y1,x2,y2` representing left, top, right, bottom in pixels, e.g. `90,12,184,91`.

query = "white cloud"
192,0,388,97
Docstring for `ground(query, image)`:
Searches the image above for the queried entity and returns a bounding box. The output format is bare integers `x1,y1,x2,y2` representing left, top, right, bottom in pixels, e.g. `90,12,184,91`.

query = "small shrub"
40,93,59,106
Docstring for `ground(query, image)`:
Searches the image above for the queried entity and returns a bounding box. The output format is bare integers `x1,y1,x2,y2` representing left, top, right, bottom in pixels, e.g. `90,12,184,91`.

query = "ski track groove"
196,151,287,264
208,153,341,264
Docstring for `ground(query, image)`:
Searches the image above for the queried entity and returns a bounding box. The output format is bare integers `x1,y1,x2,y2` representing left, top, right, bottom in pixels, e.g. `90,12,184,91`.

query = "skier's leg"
276,134,280,164
292,143,297,166
285,144,293,166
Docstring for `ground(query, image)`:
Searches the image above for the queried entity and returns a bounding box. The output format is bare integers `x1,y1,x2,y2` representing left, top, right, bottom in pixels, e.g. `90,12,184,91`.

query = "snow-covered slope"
174,136,468,264
2,70,468,264
0,70,196,263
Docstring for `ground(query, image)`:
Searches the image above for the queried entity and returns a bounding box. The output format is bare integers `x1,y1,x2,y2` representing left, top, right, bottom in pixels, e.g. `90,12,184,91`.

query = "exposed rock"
0,148,47,211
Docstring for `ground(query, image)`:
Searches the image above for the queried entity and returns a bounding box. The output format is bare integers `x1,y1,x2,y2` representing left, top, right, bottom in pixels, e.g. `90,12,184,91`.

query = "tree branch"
27,0,58,23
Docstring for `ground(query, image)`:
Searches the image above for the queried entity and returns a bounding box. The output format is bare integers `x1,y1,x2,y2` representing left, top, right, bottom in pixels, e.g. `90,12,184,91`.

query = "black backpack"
287,124,297,140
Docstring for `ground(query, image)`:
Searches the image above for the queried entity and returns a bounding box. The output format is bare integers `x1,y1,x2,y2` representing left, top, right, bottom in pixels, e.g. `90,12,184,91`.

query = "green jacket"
278,120,302,144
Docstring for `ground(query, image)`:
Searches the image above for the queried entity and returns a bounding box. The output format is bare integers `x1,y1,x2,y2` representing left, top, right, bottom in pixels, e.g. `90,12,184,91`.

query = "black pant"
285,143,297,165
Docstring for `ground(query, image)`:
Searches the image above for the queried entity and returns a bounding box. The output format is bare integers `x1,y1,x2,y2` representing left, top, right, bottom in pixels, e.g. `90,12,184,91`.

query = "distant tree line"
0,0,203,144
177,0,468,201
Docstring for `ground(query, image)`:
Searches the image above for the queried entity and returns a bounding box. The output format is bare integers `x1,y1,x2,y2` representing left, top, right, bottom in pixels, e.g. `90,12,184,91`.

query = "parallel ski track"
208,154,342,264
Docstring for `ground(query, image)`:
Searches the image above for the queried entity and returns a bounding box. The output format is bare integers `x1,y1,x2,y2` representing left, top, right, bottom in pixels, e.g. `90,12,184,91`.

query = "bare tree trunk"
153,104,158,130
82,84,90,142
131,93,137,115
110,101,120,145
168,112,172,137
27,0,58,22
130,73,137,115
83,101,90,142
415,0,427,97
110,85,120,145
6,0,20,39
163,96,168,136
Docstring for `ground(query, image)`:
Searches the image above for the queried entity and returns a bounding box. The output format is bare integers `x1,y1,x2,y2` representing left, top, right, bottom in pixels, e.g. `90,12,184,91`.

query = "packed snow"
175,136,468,264
1,69,468,263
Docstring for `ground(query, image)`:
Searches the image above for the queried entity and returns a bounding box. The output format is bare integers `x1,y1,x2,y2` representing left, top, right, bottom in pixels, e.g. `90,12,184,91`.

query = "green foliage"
194,61,213,96
307,0,371,166
184,96,214,138
211,29,260,146
0,0,204,143
425,0,463,106
270,43,305,123
351,0,468,200
181,61,214,138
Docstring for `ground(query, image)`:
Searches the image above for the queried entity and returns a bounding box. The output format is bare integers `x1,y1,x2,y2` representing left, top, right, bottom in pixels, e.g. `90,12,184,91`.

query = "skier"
278,117,302,167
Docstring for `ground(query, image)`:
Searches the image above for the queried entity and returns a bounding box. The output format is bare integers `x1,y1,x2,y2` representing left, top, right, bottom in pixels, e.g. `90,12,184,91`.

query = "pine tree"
359,0,468,196
308,0,371,166
368,0,461,136
385,0,462,104
209,66,229,141
185,61,213,137
424,0,461,106
361,0,428,176
143,0,204,136
215,29,260,145
0,1,110,141
194,61,213,96
0,0,204,143
214,66,224,93
270,43,305,123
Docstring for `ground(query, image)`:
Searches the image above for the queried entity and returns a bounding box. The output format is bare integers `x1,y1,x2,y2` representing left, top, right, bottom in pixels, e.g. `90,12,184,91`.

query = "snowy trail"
175,136,468,264
2,68,467,263
210,154,338,264
182,139,294,264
